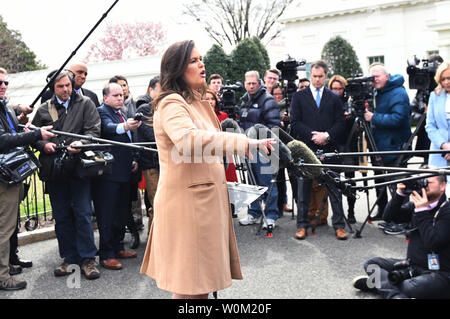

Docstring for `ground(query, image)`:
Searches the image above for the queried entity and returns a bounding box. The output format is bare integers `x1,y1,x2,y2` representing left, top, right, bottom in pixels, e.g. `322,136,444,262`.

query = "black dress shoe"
9,264,22,276
130,232,140,250
10,259,33,268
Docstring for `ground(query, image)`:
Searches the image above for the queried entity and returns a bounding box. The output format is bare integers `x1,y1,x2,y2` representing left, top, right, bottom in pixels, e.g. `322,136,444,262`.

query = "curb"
18,226,56,246
18,223,100,246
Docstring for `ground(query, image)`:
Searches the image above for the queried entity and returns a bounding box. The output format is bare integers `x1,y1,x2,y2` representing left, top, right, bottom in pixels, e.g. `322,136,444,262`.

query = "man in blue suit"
364,63,411,219
93,83,141,270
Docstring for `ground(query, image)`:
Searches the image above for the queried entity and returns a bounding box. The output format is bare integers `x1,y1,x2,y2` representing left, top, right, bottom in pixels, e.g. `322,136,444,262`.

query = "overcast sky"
1,0,210,68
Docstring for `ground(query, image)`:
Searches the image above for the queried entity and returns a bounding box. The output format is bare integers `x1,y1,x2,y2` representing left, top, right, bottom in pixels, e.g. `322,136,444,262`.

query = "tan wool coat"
140,92,249,295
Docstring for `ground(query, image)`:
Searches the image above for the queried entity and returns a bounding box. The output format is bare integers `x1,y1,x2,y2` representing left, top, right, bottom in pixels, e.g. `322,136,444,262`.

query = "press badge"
241,110,248,118
428,253,440,271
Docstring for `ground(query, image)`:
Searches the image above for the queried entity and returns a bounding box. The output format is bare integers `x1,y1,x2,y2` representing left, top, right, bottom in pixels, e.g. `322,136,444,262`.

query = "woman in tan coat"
140,40,275,299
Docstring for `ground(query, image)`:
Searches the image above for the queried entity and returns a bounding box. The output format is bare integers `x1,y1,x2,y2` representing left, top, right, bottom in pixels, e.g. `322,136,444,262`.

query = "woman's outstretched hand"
247,138,276,160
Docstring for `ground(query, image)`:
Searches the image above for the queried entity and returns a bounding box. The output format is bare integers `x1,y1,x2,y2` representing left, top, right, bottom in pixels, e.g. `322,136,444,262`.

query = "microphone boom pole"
20,124,157,153
29,0,120,108
297,162,450,176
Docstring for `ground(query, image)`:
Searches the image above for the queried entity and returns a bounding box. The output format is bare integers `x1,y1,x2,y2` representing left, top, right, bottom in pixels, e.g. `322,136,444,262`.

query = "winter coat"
140,92,249,295
238,84,280,131
371,74,411,165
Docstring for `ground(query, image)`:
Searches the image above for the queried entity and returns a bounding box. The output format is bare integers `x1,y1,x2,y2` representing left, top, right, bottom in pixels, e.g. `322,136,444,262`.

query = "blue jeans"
47,178,97,264
248,154,279,221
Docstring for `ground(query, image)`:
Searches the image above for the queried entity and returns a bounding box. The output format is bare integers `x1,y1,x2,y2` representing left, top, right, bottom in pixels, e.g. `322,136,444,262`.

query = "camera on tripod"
346,75,374,116
402,176,428,195
407,56,439,91
388,259,420,285
220,81,243,119
276,56,306,105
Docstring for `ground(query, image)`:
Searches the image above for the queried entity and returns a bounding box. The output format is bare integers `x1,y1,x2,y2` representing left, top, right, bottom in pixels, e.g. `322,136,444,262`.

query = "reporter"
425,61,450,193
353,175,450,299
140,40,274,299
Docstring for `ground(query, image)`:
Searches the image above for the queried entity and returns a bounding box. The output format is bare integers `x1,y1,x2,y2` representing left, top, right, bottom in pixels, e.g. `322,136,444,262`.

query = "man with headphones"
41,62,100,107
32,70,102,281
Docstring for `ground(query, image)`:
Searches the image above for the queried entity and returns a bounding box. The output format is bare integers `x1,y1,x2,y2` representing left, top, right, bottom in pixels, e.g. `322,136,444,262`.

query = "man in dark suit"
41,62,100,107
290,60,348,240
92,83,141,270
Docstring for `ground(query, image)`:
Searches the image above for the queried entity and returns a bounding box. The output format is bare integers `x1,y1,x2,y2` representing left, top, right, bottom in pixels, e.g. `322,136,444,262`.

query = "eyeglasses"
0,80,9,86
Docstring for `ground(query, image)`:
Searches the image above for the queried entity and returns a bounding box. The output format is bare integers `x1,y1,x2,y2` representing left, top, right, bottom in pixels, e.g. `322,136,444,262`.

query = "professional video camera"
407,56,440,91
276,56,307,105
346,75,375,117
388,259,420,285
220,81,243,119
402,176,428,195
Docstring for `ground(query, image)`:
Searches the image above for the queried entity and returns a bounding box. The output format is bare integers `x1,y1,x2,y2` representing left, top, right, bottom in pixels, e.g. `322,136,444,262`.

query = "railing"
19,171,52,232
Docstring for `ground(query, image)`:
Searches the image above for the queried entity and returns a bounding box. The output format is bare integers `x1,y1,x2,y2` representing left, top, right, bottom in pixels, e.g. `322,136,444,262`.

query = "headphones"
46,69,76,92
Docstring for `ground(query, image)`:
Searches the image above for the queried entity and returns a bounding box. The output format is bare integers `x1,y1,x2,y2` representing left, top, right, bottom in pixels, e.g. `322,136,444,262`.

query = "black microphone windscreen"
221,118,243,134
287,140,323,178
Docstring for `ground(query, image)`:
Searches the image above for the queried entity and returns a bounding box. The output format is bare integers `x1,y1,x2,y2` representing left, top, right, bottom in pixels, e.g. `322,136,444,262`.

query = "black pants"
364,257,450,299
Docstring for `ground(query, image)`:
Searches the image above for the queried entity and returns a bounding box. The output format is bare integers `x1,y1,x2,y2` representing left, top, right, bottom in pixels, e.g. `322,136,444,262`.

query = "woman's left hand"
247,138,276,160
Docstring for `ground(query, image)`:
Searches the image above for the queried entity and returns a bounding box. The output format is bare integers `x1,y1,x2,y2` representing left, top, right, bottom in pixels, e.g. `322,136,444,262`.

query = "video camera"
407,56,439,91
220,81,243,120
276,56,307,106
346,75,375,117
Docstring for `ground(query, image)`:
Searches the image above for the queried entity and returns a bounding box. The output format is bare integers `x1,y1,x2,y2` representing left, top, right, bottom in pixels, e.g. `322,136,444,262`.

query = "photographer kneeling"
353,175,450,299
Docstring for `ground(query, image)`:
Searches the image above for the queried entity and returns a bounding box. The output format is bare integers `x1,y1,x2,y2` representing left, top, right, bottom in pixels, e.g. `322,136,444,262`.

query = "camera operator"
1,67,55,291
238,70,281,229
353,174,450,299
364,63,411,220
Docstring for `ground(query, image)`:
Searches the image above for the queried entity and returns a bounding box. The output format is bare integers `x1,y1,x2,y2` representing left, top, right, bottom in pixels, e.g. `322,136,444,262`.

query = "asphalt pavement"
0,182,408,300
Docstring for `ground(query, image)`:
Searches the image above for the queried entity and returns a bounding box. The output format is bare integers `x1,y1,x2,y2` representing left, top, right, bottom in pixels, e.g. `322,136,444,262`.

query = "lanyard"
5,112,17,134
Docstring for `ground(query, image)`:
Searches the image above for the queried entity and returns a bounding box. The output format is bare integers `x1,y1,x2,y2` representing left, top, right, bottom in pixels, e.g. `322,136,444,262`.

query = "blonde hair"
434,61,450,95
328,75,347,89
0,67,7,75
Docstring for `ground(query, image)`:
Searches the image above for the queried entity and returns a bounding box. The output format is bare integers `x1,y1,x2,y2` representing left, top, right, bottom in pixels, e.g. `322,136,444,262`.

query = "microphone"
246,124,292,169
221,118,244,134
271,126,323,178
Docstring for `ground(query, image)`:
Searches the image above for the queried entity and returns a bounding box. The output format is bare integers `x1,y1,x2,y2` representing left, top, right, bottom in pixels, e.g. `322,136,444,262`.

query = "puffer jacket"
238,84,280,131
371,74,411,164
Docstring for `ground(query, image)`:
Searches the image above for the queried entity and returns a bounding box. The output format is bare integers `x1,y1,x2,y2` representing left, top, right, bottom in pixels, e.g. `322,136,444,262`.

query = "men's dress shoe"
295,228,307,240
100,259,123,270
9,264,22,276
130,232,140,250
115,250,137,259
283,204,293,212
10,259,33,268
335,228,348,240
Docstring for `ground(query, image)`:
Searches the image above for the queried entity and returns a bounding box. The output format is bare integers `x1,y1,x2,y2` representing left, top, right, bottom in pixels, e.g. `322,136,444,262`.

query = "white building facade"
275,0,450,78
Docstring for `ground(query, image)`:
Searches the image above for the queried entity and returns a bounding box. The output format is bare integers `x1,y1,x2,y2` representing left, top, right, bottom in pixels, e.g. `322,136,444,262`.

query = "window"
368,56,385,65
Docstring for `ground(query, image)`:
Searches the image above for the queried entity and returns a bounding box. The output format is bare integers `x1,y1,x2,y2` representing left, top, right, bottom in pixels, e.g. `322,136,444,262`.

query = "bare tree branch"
182,0,297,46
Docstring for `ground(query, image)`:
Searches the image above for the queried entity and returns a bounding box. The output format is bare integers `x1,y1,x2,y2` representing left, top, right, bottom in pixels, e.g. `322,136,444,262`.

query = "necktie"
117,111,125,123
315,89,321,107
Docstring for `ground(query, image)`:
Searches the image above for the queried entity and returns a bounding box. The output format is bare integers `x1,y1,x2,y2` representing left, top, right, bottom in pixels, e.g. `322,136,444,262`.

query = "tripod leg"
324,183,354,234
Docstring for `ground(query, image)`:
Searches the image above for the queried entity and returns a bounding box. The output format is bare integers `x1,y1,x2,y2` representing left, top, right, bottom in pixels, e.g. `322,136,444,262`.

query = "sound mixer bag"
0,147,41,185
